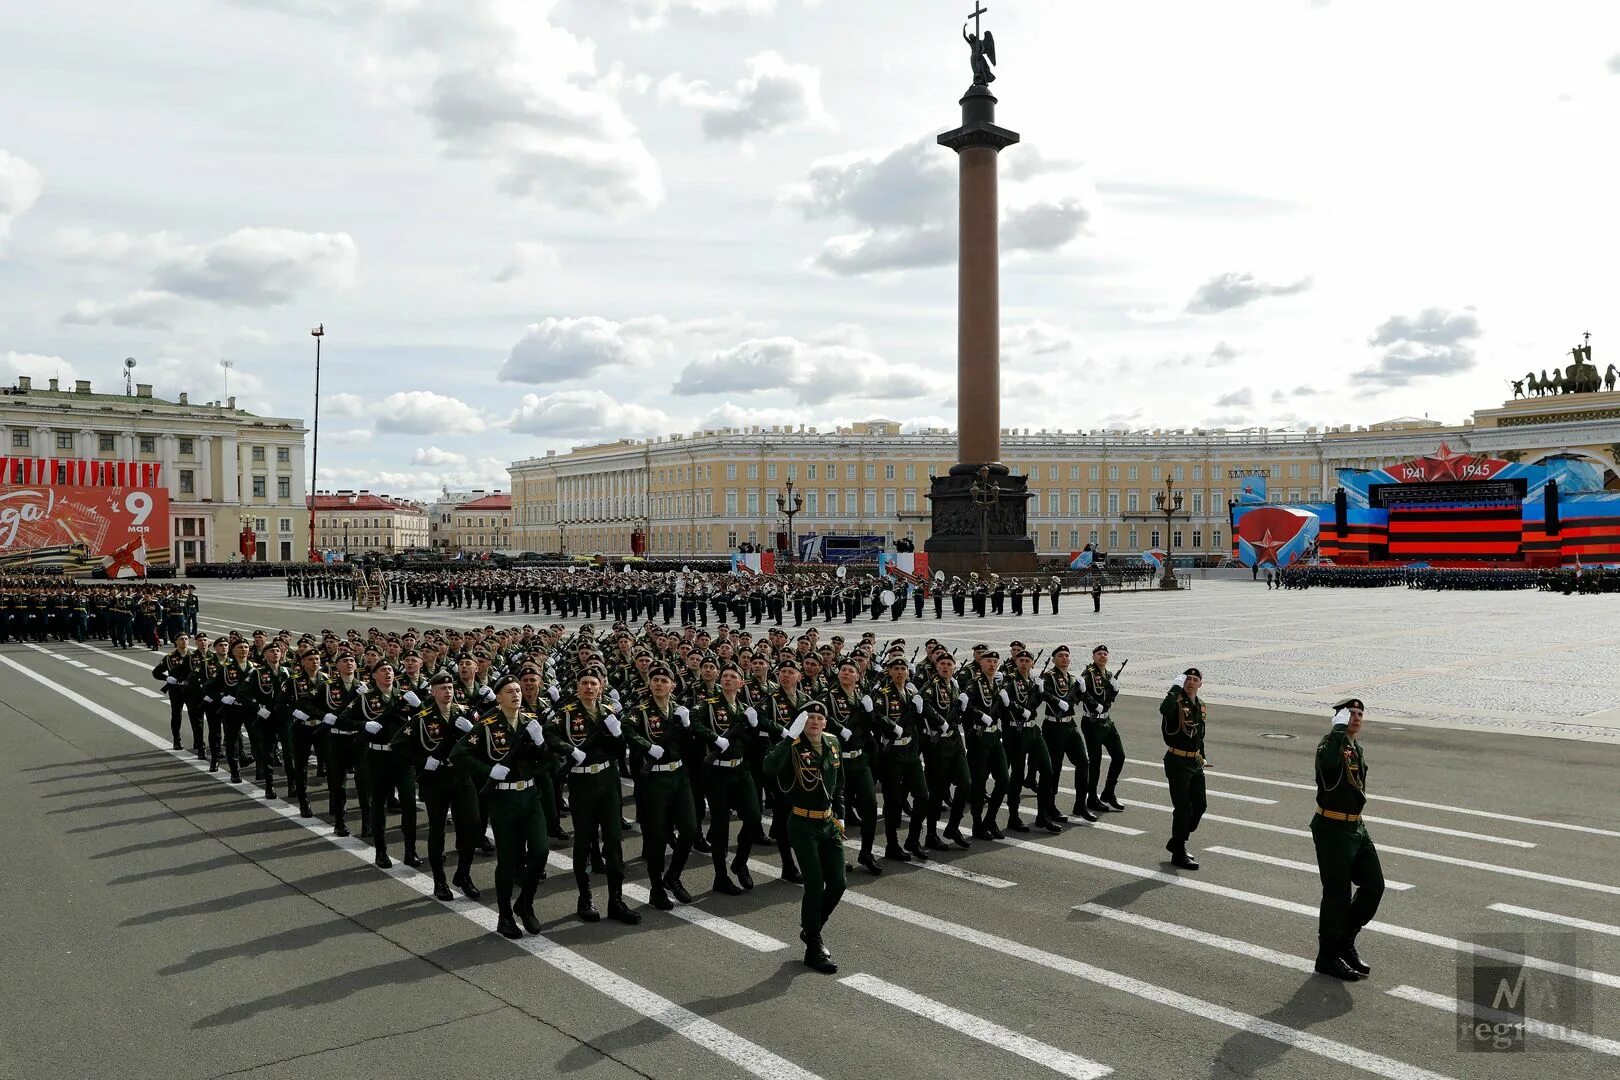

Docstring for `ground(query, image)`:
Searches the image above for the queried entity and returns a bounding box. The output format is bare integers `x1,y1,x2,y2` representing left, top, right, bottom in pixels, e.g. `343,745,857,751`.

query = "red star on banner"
1426,441,1469,480
1249,529,1287,567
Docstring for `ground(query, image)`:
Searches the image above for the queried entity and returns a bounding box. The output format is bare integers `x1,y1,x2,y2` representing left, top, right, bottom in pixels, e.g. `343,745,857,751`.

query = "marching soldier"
920,653,972,852
287,648,331,818
700,663,765,895
1039,646,1095,823
318,652,370,837
624,665,706,910
152,633,200,754
557,669,641,924
395,671,483,901
1311,698,1383,981
823,658,881,874
1160,667,1207,870
347,659,421,869
763,701,846,974
216,639,256,786
1001,649,1061,833
958,651,1009,840
1079,645,1128,815
873,656,928,861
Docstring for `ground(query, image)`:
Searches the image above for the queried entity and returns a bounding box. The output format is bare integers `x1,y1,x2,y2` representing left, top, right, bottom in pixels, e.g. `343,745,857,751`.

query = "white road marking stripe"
130,686,166,699
69,640,156,670
1116,796,1534,850
1049,787,1146,834
107,676,134,687
65,659,89,668
85,668,109,677
756,813,1019,890
768,862,1458,1080
1073,903,1313,974
1205,846,1415,891
1388,985,1620,1057
1118,776,1276,804
840,973,1112,1079
542,853,787,953
1488,903,1620,937
1117,758,1620,840
991,836,1620,992
0,655,821,1080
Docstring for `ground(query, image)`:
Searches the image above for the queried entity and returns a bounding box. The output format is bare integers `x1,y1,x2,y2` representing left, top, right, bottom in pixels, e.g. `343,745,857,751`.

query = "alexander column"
925,3,1036,574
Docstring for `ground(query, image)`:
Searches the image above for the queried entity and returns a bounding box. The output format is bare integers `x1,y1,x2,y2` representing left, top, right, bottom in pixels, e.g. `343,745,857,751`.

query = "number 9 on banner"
126,491,153,526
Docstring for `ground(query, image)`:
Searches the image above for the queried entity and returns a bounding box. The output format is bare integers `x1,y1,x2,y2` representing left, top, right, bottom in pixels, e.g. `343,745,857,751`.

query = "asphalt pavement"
4,579,1618,1080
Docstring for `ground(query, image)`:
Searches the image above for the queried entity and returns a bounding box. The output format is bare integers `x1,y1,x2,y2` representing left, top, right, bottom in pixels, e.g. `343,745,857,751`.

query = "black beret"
1183,667,1203,679
887,656,910,669
1333,698,1364,712
491,674,520,694
1093,644,1109,654
428,671,455,686
1052,645,1070,655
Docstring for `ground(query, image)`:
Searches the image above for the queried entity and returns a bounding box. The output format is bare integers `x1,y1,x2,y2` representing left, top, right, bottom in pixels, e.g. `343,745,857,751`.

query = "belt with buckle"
367,742,392,752
843,748,863,759
792,806,832,820
711,758,743,768
495,780,532,791
570,762,609,775
1316,807,1361,822
1167,747,1200,759
1087,713,1111,722
888,736,912,747
648,760,683,773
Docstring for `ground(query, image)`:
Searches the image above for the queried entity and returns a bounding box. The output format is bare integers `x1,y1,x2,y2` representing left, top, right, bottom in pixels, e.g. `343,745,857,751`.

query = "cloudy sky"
3,1,1618,501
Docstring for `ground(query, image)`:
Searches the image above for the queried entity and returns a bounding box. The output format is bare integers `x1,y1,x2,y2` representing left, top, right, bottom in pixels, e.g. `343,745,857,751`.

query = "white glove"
547,685,561,701
403,691,421,708
839,726,853,741
994,671,1004,683
356,683,369,695
322,712,337,726
455,716,474,733
489,764,510,781
905,683,917,695
957,692,969,708
786,711,809,739
364,720,383,735
480,686,495,701
424,756,441,772
165,676,179,686
648,744,664,760
675,705,690,726
1060,699,1072,714
525,719,543,743
860,694,873,711
256,706,271,720
891,723,904,738
204,695,213,703
998,689,1010,706
981,711,995,727
604,715,622,737
609,687,620,703
911,694,924,711
221,695,237,706
714,736,730,753
1022,707,1033,720
293,709,309,722
570,748,587,764
744,706,758,725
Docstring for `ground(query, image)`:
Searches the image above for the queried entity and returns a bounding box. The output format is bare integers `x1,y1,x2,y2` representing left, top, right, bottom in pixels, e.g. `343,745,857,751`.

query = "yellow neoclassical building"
508,398,1620,559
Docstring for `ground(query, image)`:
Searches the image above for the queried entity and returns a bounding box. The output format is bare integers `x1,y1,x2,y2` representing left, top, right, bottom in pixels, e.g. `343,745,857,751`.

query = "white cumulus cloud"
659,51,832,142
0,150,44,250
375,390,488,434
507,390,673,440
673,336,931,404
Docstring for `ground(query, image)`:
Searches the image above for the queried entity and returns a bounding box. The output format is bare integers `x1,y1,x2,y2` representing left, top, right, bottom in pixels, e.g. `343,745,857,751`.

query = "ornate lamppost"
1153,475,1184,589
776,478,804,562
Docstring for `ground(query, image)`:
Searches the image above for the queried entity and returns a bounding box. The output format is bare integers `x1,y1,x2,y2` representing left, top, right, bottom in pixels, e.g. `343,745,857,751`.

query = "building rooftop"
2,374,300,426
456,493,512,511
307,490,425,513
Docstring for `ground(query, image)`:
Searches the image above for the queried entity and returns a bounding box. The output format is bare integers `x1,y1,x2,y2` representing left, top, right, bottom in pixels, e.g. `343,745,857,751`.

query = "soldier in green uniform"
876,655,930,861
1159,667,1207,870
347,660,421,869
960,651,1010,840
287,648,331,818
152,633,199,753
396,671,484,899
763,701,845,974
1039,646,1096,823
624,665,707,910
1311,698,1383,981
700,663,765,895
1080,645,1128,814
216,640,256,785
556,669,641,924
919,653,972,850
1001,650,1062,834
243,640,291,800
822,658,881,874
450,675,557,937
320,652,370,837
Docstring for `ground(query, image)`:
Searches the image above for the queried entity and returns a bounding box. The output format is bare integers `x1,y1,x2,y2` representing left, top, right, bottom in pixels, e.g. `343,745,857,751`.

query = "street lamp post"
307,323,324,562
1153,475,1184,589
969,465,1002,575
775,478,804,562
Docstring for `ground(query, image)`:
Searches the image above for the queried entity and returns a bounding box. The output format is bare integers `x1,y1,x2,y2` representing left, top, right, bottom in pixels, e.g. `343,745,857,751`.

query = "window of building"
846,464,857,480
1289,463,1301,479
726,491,738,515
279,518,292,533
252,445,265,462
905,463,916,481
1193,464,1204,481
1107,464,1118,481
98,434,115,452
864,490,876,515
823,490,836,516
1128,465,1139,481
179,470,194,494
1127,491,1139,512
277,447,290,464
55,431,73,450
1128,528,1138,548
1192,492,1204,515
746,491,759,515
883,464,895,481
1049,530,1058,549
1069,528,1079,548
1049,491,1060,516
255,518,268,533
746,464,758,480
140,436,156,454
862,463,873,480
1108,528,1118,548
277,477,290,499
1172,530,1183,548
1310,463,1321,477
805,490,818,516
806,464,817,480
1151,464,1162,481
1107,493,1119,515
904,490,916,512
1309,489,1320,501
1068,491,1080,516
178,437,193,455
1290,489,1301,501
1174,464,1185,481
10,431,26,448
252,476,266,498
1192,530,1203,548
764,463,776,481
1151,529,1161,548
726,464,737,481
1088,492,1100,515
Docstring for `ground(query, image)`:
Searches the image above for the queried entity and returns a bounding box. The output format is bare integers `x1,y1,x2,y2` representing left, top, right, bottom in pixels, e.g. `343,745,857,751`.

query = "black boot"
1167,840,1199,870
649,883,674,911
802,935,838,974
496,901,522,939
431,867,453,901
452,867,481,900
1006,814,1030,833
1341,932,1371,976
404,848,424,870
664,876,693,904
903,837,930,861
1102,791,1125,812
732,859,755,891
885,842,912,862
333,818,350,838
298,797,313,818
1072,802,1098,823
607,885,640,925
712,873,743,896
1315,941,1361,980
374,848,393,870
577,890,601,923
858,851,883,875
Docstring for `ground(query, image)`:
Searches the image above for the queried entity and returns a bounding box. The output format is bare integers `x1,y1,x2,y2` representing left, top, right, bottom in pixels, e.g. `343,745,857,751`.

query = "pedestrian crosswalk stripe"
840,973,1113,1079
1205,846,1415,891
1072,903,1313,973
1488,902,1620,937
1118,776,1277,804
1387,985,1620,1057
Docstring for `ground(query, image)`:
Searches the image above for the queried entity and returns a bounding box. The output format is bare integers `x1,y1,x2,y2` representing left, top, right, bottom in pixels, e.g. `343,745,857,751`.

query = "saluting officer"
763,700,846,974
1311,698,1383,981
1160,667,1207,870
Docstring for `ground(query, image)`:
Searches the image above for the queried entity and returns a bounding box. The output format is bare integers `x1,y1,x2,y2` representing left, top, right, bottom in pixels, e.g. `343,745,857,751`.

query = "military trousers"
706,762,761,876
788,816,846,936
1163,754,1206,846
1041,720,1089,817
965,731,1008,829
490,782,550,910
289,722,324,803
569,769,626,891
637,768,699,887
367,748,418,855
325,733,371,829
1310,816,1384,944
881,749,929,848
841,755,878,855
1004,724,1053,820
1083,717,1126,802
